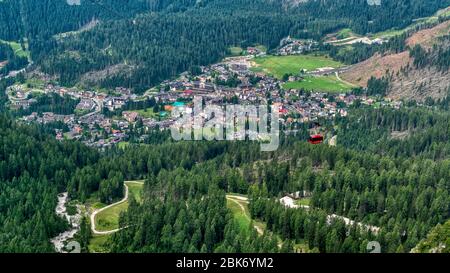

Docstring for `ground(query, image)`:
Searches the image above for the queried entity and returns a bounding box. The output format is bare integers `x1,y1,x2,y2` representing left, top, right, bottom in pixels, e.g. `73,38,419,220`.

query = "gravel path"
90,181,144,235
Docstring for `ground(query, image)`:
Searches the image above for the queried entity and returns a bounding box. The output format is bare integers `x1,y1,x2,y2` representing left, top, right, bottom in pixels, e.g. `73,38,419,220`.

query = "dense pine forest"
1,0,449,91
0,115,289,253
0,115,98,252
1,100,450,252
89,105,450,253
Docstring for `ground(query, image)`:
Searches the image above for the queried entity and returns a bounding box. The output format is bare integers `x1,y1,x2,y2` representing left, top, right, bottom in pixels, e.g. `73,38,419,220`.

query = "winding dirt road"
335,71,357,88
90,181,144,235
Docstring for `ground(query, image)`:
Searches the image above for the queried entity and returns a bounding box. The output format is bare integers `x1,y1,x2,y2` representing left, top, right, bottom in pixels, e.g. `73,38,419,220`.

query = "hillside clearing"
0,39,30,59
226,194,264,235
93,181,144,233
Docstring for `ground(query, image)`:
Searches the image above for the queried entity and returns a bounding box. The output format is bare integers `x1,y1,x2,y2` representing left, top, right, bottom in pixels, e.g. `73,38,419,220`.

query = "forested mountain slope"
0,0,197,40
0,114,289,252
341,17,450,101
106,133,450,253
1,0,449,92
1,103,450,252
0,115,99,252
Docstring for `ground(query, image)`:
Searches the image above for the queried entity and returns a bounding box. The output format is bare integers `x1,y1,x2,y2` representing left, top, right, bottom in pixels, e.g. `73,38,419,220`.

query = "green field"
136,107,169,119
0,39,30,59
227,198,252,234
283,75,354,93
117,141,130,149
25,78,46,89
252,55,343,79
94,181,144,232
372,28,406,39
228,46,244,56
88,234,111,253
295,198,311,207
336,28,354,39
95,201,128,231
226,195,266,235
135,107,157,118
127,182,144,203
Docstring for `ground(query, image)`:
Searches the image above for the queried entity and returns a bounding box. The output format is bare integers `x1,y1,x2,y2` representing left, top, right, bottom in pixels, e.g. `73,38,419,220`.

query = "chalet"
104,97,126,111
114,97,126,106
76,98,96,111
74,125,83,135
157,119,175,129
183,89,193,97
339,109,348,117
115,87,131,96
192,81,215,93
229,63,248,75
164,105,174,112
246,47,260,55
143,118,158,129
123,111,140,123
64,115,75,124
80,91,94,98
169,82,184,91
288,76,299,82
95,94,107,101
15,90,27,99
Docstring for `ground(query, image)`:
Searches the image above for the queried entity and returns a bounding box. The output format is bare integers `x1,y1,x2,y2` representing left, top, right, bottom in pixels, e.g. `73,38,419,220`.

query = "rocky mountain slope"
341,19,450,101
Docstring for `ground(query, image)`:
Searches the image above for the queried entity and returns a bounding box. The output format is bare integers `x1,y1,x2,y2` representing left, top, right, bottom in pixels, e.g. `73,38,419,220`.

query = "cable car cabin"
308,134,324,144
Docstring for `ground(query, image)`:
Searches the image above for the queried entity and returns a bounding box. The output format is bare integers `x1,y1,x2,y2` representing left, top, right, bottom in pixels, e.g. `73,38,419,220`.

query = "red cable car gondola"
308,134,324,144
